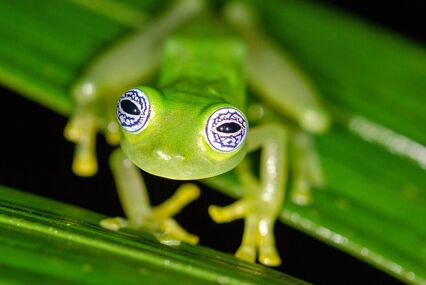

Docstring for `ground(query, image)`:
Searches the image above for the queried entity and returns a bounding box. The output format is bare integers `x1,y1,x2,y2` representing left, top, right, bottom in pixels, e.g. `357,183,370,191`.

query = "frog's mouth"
131,149,241,180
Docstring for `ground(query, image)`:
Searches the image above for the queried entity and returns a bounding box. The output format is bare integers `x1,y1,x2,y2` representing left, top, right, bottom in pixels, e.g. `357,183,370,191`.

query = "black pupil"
217,122,241,133
121,99,140,115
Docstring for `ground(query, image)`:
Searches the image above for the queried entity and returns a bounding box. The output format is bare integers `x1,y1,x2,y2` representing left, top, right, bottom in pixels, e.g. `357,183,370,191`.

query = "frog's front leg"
209,124,287,266
64,86,120,176
225,1,329,205
101,149,200,245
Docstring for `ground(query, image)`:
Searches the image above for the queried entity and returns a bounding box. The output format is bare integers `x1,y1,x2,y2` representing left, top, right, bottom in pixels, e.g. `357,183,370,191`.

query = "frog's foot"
290,132,325,206
152,183,200,245
209,200,281,266
101,183,200,245
64,113,98,176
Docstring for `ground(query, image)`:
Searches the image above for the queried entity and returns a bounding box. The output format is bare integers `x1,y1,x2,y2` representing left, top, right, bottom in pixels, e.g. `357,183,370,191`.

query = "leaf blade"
0,185,306,285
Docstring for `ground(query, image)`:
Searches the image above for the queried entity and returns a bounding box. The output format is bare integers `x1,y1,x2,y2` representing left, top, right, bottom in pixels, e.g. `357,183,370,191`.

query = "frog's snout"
146,148,203,179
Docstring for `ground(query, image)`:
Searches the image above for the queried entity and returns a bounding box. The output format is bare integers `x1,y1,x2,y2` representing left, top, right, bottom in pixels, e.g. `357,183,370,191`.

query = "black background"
0,1,424,284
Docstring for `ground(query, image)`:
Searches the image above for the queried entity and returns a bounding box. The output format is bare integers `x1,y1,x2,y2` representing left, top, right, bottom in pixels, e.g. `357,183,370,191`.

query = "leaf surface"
0,0,425,284
0,185,306,285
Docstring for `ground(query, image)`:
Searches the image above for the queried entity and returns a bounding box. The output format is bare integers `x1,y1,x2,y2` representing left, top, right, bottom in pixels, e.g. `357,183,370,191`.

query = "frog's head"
116,87,248,180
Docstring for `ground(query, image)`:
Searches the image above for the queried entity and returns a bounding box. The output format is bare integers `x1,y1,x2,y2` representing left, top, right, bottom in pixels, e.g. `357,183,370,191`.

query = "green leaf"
0,185,305,285
0,0,425,285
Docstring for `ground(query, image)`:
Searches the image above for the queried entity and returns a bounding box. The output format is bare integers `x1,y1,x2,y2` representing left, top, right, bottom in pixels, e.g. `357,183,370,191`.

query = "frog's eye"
117,88,151,133
205,107,248,152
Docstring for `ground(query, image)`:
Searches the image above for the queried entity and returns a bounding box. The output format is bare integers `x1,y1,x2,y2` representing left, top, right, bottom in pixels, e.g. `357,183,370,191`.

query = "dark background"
0,1,424,284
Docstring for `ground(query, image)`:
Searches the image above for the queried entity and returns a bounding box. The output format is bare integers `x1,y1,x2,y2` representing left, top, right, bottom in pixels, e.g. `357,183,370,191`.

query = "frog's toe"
155,233,182,246
72,147,98,176
234,213,282,266
256,218,282,266
100,184,199,246
208,200,248,223
153,183,200,219
161,218,199,245
64,114,98,176
259,242,281,267
100,217,128,231
152,185,200,245
100,215,199,245
235,245,256,263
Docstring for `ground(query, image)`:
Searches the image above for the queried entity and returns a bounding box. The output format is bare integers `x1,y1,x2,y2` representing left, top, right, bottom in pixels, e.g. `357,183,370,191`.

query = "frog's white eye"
205,107,248,152
117,88,150,133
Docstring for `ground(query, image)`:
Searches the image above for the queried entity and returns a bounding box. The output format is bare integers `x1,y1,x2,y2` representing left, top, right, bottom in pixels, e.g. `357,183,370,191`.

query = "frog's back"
159,15,247,110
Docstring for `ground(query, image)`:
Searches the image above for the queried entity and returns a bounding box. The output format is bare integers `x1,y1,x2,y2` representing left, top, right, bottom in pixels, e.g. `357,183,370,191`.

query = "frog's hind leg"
101,148,199,245
224,1,330,134
290,131,325,205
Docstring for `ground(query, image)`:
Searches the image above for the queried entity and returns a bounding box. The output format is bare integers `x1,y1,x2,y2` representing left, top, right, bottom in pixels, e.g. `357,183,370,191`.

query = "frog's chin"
144,168,218,180
134,159,239,180
121,140,247,180
125,148,246,180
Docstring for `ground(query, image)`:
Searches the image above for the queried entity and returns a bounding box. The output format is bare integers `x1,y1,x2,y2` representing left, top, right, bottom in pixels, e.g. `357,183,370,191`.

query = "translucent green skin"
121,28,247,179
66,0,329,267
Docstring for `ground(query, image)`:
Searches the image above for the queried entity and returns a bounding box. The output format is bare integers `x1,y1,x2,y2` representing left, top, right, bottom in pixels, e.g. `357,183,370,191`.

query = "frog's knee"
301,109,331,134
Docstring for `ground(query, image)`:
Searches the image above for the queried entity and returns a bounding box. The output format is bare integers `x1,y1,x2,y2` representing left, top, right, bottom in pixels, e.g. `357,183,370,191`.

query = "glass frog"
64,0,330,266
